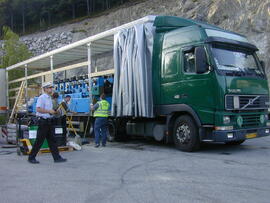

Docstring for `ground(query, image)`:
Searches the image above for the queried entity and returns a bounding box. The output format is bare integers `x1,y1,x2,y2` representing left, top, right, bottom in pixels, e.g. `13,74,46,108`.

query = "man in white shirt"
28,82,67,164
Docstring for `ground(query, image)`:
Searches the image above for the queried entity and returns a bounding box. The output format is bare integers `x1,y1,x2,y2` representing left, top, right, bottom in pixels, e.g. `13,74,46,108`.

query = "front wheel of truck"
173,115,200,152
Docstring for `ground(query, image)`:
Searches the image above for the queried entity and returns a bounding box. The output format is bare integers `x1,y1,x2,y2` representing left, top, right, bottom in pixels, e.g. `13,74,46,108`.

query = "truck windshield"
211,44,265,78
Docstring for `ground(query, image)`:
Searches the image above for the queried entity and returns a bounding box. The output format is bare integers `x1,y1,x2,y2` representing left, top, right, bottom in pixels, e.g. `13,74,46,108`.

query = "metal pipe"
50,55,54,83
5,70,9,111
87,43,93,107
25,64,28,110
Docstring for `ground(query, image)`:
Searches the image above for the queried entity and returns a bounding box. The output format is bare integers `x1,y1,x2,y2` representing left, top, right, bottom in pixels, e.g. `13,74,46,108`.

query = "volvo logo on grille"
241,96,260,109
248,98,255,105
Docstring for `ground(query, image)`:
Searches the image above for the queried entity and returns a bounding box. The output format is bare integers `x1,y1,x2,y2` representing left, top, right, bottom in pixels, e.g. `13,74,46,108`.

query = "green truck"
5,16,270,152
113,16,270,151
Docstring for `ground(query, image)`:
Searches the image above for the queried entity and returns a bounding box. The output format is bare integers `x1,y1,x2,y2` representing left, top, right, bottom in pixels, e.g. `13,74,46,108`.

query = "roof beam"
8,61,88,84
8,61,115,85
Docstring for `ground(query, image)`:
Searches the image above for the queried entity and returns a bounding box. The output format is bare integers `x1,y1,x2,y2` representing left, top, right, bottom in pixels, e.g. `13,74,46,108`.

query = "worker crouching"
91,93,110,147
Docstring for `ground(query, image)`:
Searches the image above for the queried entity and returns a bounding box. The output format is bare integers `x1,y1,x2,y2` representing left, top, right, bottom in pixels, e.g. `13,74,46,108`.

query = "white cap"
42,82,53,88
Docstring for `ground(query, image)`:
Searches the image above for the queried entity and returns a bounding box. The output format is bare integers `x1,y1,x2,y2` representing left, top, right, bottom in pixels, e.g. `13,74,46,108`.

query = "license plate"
246,133,257,139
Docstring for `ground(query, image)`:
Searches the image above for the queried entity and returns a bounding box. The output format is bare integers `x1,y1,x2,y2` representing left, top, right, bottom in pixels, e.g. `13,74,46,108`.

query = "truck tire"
115,119,128,141
107,120,116,142
173,115,200,152
17,147,22,156
225,140,245,145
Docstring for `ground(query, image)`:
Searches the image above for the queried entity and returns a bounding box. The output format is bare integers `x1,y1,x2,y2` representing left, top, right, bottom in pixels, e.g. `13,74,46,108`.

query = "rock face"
2,0,270,75
21,32,73,56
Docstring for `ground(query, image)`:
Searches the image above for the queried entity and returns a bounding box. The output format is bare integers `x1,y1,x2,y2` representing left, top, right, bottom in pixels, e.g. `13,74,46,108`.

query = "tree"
0,26,32,79
0,0,130,36
0,0,14,30
6,0,17,31
0,26,32,106
86,0,90,15
12,0,27,33
0,0,7,36
59,0,77,19
42,0,58,26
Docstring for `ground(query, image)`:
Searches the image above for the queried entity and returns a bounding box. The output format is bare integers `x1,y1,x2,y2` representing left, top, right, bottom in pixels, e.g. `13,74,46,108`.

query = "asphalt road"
0,136,270,203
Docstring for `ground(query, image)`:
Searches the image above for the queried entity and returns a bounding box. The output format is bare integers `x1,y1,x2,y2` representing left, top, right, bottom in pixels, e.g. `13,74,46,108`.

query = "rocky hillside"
3,0,270,73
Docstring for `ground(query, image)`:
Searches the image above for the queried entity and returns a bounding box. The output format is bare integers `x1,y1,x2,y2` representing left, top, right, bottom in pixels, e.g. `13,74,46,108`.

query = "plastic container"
28,126,49,148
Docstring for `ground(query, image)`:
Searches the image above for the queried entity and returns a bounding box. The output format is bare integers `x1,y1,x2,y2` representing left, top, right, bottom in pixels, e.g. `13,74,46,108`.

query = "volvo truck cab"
152,16,269,151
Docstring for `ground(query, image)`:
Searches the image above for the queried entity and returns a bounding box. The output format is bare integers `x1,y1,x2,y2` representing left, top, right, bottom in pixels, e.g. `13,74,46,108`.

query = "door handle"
181,94,188,98
174,94,188,99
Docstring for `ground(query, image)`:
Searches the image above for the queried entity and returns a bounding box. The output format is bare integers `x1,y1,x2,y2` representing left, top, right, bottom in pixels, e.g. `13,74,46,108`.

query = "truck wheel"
107,120,116,142
173,115,200,152
17,147,22,156
115,119,128,141
226,140,245,145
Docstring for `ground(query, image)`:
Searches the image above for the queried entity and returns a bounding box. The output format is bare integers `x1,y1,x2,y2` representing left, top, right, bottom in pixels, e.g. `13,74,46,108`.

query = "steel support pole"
25,64,28,110
87,43,93,105
6,70,9,111
50,55,54,83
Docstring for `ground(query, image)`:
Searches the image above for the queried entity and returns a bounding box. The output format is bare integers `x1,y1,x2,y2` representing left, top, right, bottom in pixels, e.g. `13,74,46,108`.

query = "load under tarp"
112,21,155,118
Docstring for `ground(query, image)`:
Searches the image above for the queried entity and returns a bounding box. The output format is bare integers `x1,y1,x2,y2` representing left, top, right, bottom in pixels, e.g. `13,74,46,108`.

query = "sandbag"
7,129,17,133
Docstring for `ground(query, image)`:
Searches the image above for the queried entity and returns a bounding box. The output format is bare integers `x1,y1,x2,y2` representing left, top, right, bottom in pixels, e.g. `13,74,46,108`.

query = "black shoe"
95,144,100,148
28,158,40,164
54,157,67,163
102,144,106,147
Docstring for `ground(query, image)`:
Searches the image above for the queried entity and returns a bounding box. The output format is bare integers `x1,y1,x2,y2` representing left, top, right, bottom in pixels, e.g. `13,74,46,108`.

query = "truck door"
160,50,182,104
180,46,216,122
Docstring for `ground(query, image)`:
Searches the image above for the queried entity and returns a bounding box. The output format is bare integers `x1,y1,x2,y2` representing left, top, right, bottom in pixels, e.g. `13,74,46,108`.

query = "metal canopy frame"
5,15,156,110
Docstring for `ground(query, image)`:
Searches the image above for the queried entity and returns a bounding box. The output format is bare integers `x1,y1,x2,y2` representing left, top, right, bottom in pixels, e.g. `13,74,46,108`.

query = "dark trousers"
94,117,108,145
29,119,61,160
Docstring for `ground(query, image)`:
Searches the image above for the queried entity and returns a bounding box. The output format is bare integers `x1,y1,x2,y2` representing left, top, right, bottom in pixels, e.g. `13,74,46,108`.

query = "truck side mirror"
260,60,265,72
195,47,208,74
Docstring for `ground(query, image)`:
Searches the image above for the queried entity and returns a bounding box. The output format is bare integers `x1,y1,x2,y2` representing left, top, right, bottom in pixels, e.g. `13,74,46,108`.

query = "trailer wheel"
17,147,22,156
16,138,21,156
107,120,116,142
115,119,128,141
173,115,200,152
225,140,245,145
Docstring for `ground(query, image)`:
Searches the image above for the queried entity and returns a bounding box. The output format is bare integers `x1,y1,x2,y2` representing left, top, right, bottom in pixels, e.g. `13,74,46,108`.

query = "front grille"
242,114,261,128
226,95,269,110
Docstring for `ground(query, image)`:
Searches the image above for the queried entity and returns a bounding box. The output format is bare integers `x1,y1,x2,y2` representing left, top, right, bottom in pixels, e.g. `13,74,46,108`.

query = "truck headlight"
215,126,234,131
223,116,231,124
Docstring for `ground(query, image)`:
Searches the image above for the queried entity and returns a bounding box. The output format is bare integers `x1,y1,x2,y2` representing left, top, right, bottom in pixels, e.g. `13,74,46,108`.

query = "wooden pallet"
18,139,74,155
38,146,73,154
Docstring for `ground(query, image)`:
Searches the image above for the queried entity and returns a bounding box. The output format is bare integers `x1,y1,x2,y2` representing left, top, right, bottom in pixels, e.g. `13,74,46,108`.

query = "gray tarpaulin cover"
112,22,155,118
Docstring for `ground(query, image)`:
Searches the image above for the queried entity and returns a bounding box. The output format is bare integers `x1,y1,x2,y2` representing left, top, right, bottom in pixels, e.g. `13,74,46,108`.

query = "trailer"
4,16,270,151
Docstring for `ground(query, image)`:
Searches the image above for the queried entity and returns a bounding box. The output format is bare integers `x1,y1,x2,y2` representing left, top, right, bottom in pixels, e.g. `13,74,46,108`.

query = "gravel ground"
0,136,270,203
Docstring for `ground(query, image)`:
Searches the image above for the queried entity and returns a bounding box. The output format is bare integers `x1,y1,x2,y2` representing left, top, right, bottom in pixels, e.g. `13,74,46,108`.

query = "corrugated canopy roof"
6,16,156,71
